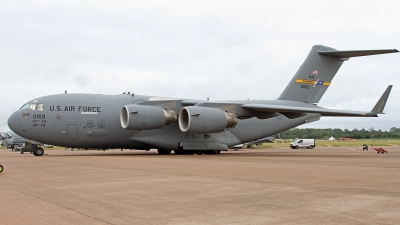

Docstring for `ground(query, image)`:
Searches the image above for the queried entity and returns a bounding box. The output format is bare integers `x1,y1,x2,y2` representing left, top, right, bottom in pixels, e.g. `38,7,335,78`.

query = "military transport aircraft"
7,45,398,156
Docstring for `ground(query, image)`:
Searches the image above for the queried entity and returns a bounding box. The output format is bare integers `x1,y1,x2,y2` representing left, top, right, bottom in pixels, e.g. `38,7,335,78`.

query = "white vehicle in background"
14,143,25,151
290,139,315,149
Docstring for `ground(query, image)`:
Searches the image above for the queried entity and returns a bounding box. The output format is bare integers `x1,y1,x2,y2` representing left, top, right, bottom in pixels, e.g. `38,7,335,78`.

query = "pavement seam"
0,182,115,225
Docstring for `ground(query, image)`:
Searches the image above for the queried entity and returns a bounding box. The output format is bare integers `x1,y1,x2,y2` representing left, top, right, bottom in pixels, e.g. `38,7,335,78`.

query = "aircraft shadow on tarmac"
41,149,378,158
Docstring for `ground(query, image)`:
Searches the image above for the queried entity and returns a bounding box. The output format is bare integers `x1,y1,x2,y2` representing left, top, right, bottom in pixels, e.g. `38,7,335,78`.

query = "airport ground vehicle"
373,147,388,154
18,141,44,156
14,143,24,151
0,164,3,173
290,139,315,149
363,144,368,150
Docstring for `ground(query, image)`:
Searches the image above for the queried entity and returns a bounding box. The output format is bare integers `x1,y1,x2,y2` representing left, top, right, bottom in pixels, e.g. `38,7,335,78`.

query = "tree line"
276,127,400,140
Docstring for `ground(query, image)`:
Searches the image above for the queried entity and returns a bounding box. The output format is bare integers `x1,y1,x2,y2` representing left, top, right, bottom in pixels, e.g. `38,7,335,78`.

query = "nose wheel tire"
0,164,3,173
33,147,44,156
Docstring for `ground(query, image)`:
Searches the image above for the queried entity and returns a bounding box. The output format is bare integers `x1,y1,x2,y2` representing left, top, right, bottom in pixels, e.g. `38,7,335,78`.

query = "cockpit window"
20,103,44,111
29,104,36,110
36,103,44,111
20,104,30,109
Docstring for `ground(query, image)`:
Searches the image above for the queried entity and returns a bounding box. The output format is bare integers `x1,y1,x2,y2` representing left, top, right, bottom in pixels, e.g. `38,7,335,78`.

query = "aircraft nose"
8,111,20,133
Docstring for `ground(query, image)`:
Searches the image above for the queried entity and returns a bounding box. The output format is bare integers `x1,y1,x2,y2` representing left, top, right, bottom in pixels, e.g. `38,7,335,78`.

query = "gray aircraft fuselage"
7,93,319,149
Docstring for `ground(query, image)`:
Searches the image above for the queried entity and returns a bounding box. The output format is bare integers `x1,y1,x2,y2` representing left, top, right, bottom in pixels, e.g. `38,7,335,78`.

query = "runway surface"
0,146,399,224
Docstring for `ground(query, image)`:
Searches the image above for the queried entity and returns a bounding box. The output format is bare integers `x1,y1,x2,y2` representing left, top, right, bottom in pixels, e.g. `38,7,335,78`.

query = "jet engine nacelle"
178,106,238,134
121,105,177,130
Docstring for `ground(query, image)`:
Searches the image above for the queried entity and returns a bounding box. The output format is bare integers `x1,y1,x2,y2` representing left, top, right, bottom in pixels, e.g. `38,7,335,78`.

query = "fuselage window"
36,103,44,111
22,113,29,119
29,104,36,110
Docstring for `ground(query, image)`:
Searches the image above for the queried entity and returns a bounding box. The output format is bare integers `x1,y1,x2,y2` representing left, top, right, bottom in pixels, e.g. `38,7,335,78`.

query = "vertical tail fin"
277,45,398,103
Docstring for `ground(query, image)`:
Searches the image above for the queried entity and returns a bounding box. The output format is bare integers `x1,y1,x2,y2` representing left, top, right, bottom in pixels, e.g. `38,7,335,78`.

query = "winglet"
371,85,392,114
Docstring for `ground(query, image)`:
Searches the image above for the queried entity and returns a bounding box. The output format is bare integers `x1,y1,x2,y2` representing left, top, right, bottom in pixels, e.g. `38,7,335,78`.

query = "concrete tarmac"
0,146,399,225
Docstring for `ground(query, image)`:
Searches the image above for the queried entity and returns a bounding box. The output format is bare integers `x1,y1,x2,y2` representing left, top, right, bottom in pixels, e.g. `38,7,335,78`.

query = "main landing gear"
0,164,3,173
181,150,221,155
157,149,221,155
157,149,172,155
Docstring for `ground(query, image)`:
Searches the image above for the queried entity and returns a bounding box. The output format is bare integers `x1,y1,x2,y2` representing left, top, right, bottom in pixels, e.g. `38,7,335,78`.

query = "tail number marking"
32,114,46,127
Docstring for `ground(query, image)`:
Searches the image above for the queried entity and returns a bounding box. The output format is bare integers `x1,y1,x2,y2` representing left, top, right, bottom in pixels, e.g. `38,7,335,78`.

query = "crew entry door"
67,124,78,141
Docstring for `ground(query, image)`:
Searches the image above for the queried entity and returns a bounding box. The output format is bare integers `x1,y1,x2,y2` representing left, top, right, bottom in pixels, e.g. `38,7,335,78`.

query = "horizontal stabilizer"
318,49,398,58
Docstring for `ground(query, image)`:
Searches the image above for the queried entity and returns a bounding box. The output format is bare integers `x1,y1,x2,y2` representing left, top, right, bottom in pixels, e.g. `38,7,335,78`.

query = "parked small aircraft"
7,45,398,156
0,131,27,150
0,132,12,140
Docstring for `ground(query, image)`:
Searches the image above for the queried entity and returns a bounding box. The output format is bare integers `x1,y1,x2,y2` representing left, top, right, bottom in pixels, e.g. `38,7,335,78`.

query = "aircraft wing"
242,85,392,118
242,104,375,117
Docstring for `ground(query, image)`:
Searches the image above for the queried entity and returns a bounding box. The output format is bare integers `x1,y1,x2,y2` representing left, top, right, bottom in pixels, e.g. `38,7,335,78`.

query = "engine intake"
121,105,177,130
178,106,238,134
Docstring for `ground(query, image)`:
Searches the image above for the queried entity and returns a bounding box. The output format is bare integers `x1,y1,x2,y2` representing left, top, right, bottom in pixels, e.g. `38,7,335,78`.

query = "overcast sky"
1,0,399,132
